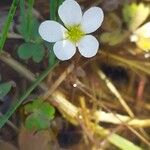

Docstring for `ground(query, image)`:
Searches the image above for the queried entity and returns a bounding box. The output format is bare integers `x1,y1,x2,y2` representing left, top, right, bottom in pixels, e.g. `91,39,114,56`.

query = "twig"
0,112,18,132
0,52,47,91
42,63,75,99
95,111,150,128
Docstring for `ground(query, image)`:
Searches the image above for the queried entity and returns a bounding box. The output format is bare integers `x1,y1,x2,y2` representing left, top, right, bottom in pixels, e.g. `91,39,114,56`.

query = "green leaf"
18,17,29,41
0,82,12,100
25,114,50,130
32,44,45,63
50,0,64,20
18,43,45,63
100,30,128,46
25,99,55,130
109,134,143,150
18,0,41,42
30,18,41,43
0,0,19,53
18,43,32,59
18,16,41,42
25,99,55,118
0,62,58,129
50,0,58,21
123,3,150,31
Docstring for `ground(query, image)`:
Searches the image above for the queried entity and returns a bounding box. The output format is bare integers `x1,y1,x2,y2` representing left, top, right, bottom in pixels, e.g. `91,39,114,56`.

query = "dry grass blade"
102,52,150,76
94,64,134,117
42,63,75,100
73,79,150,146
95,111,150,128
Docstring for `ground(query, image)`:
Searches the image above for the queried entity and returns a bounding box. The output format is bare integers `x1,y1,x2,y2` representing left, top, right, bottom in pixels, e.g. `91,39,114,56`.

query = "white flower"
130,22,150,42
39,0,104,61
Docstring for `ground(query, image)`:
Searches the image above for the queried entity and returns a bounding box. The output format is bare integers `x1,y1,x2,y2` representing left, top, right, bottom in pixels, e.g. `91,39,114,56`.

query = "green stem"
20,0,25,18
50,0,58,20
50,0,64,20
27,0,35,38
0,61,59,128
49,0,63,65
0,0,19,52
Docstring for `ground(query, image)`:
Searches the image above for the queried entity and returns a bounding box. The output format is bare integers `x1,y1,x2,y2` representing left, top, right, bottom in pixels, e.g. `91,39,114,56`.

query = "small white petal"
81,7,104,34
58,0,82,26
130,34,139,42
53,40,76,60
77,35,99,58
135,22,150,38
39,20,67,42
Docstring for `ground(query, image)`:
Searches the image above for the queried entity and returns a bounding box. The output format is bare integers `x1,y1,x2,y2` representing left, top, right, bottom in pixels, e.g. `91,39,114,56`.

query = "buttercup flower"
39,0,104,60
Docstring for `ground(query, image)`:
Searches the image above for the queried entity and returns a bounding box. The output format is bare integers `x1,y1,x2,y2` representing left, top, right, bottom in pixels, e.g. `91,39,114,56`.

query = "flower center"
66,25,85,43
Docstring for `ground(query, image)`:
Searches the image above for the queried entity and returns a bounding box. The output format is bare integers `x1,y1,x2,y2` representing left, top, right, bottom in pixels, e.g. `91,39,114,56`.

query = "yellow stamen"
66,25,85,43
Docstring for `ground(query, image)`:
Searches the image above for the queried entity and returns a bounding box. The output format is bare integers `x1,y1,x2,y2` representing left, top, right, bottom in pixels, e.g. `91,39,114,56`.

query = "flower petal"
81,7,104,34
77,35,99,58
39,20,67,42
135,22,150,38
53,40,76,60
58,0,82,26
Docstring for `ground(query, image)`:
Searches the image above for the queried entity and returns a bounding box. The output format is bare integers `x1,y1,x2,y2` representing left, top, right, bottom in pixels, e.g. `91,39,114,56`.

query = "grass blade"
109,134,143,150
0,62,58,128
0,0,19,52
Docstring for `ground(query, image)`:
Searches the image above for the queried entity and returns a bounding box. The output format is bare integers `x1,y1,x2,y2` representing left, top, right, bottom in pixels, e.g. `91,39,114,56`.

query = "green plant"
24,99,55,130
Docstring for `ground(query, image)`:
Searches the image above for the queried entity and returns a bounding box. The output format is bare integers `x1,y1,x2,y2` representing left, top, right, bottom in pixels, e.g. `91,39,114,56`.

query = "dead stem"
95,111,150,128
78,96,96,144
94,64,134,117
102,51,150,76
1,51,150,147
0,112,18,132
0,52,47,90
73,79,150,146
42,63,75,100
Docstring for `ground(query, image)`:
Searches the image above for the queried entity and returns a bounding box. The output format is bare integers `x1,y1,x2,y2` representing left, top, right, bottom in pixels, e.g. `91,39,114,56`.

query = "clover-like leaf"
18,43,32,60
123,3,150,31
0,82,12,101
25,99,55,130
32,45,45,63
25,114,50,130
18,43,45,63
